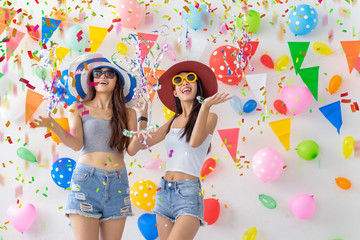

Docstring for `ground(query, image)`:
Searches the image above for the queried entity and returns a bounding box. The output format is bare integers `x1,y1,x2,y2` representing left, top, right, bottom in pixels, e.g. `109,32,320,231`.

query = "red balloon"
209,45,247,85
203,198,220,225
273,99,287,114
200,158,216,180
260,54,274,69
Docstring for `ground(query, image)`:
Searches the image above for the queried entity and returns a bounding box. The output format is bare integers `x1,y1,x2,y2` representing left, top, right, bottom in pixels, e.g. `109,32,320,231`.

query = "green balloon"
16,147,37,162
32,65,47,79
65,25,86,52
259,194,277,209
236,10,261,33
296,140,319,161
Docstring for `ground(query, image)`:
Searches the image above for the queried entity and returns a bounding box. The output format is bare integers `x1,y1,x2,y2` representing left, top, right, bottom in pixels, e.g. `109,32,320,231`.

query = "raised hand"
33,113,54,128
203,92,232,109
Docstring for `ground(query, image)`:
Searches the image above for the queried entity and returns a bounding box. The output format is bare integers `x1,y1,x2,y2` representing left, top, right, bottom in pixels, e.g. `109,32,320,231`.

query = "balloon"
243,99,257,113
51,158,76,189
252,148,284,183
163,105,175,120
200,158,216,181
260,54,274,69
209,45,246,85
52,10,69,28
7,203,37,233
164,43,176,61
236,10,261,33
116,0,143,28
343,136,355,158
16,147,37,162
335,177,351,190
182,4,210,31
290,194,315,219
296,140,319,161
130,179,157,211
143,158,164,170
49,118,69,144
259,194,277,209
229,95,243,115
116,42,128,55
32,65,47,79
328,75,342,95
64,25,86,52
274,55,290,70
281,86,312,116
137,213,158,240
313,42,332,55
203,198,220,225
273,99,287,114
242,227,257,240
27,25,40,41
288,4,318,36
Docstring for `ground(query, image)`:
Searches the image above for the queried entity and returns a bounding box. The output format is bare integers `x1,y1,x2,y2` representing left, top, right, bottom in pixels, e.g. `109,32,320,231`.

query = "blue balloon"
182,4,210,31
288,4,318,36
51,158,76,189
138,213,158,240
243,99,257,113
230,95,243,115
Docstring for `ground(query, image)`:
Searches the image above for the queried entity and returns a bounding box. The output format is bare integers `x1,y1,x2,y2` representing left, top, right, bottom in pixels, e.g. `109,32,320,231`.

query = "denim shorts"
152,177,206,226
65,162,133,222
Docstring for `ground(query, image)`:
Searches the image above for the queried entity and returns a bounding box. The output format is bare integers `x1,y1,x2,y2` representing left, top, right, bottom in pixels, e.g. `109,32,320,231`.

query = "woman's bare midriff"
163,171,198,181
77,151,126,170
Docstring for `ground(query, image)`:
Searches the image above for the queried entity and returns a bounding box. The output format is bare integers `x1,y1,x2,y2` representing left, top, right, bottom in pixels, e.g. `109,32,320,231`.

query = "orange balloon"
49,118,69,144
328,75,342,94
335,177,351,190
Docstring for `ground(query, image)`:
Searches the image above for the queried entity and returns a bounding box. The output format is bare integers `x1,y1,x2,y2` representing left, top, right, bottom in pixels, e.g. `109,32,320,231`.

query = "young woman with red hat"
139,60,230,239
34,53,146,240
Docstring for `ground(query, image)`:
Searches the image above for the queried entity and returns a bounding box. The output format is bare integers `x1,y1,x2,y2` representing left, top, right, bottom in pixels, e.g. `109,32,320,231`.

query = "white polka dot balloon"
252,148,284,183
288,4,318,36
116,0,143,28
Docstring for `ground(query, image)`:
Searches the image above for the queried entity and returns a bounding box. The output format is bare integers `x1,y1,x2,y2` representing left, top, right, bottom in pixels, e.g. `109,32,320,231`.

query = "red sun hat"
158,61,218,112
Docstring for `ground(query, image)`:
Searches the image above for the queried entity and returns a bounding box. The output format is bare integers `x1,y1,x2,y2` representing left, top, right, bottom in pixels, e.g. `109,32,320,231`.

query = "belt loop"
90,166,95,176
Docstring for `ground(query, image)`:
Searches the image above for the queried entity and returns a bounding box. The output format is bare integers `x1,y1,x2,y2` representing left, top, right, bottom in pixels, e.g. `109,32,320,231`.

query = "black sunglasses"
92,69,116,79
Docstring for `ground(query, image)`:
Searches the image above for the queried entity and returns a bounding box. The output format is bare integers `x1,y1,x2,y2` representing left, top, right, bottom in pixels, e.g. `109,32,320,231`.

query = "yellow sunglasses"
172,72,198,86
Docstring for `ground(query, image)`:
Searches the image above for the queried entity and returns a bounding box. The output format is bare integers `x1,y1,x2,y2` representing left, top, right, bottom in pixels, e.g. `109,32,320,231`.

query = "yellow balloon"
274,55,290,71
116,42,128,55
343,136,355,159
313,42,332,55
49,118,69,144
243,227,257,240
130,179,157,211
163,105,175,120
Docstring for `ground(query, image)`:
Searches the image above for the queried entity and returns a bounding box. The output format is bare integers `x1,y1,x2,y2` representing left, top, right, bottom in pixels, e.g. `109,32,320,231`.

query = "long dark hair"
82,70,129,154
171,75,211,152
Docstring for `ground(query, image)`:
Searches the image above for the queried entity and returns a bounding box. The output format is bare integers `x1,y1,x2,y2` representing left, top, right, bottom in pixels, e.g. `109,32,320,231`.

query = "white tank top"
164,121,212,177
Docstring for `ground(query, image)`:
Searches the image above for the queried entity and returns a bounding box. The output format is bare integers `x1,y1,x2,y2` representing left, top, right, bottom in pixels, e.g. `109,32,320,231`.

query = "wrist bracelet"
138,116,148,122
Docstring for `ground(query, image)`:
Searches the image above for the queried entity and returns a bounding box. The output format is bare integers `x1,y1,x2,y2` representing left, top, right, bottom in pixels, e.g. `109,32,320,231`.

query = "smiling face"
173,72,198,102
92,67,118,93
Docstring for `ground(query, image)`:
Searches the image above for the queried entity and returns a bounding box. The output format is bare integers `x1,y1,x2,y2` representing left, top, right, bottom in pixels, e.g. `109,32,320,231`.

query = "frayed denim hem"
100,212,134,223
175,213,207,227
65,210,102,219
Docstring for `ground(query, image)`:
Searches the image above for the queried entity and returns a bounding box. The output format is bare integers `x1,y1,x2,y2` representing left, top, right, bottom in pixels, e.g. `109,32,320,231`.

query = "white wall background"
1,0,360,239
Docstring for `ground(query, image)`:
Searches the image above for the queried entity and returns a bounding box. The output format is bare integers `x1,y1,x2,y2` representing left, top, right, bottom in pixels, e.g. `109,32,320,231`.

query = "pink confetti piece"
88,82,98,86
82,110,89,116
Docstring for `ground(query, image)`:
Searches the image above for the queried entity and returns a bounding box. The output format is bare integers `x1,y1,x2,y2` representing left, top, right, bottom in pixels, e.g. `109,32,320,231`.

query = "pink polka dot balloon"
117,0,143,28
209,45,247,85
252,148,284,183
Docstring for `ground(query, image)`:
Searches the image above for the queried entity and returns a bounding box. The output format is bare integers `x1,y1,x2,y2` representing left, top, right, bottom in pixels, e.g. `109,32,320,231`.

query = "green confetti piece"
158,198,163,202
96,188,99,192
42,193,48,197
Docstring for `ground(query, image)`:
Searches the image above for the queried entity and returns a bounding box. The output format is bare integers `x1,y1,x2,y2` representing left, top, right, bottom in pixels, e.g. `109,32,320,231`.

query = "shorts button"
168,183,172,187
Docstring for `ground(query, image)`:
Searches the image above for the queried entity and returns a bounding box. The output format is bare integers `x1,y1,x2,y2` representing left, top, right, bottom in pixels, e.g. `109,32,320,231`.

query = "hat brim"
65,53,138,107
157,61,218,112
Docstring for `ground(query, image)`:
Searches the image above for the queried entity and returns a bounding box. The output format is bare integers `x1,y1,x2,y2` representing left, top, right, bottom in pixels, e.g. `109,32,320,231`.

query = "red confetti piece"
44,133,52,138
0,55,5,62
7,136,13,144
81,110,89,116
354,102,359,111
341,99,351,103
27,51,34,59
108,24,114,32
350,104,356,112
340,92,348,97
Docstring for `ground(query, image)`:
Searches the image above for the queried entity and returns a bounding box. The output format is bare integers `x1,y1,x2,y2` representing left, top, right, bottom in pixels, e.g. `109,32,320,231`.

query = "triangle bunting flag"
340,41,360,74
288,42,310,74
217,128,240,162
269,118,291,151
89,26,109,53
298,66,319,101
